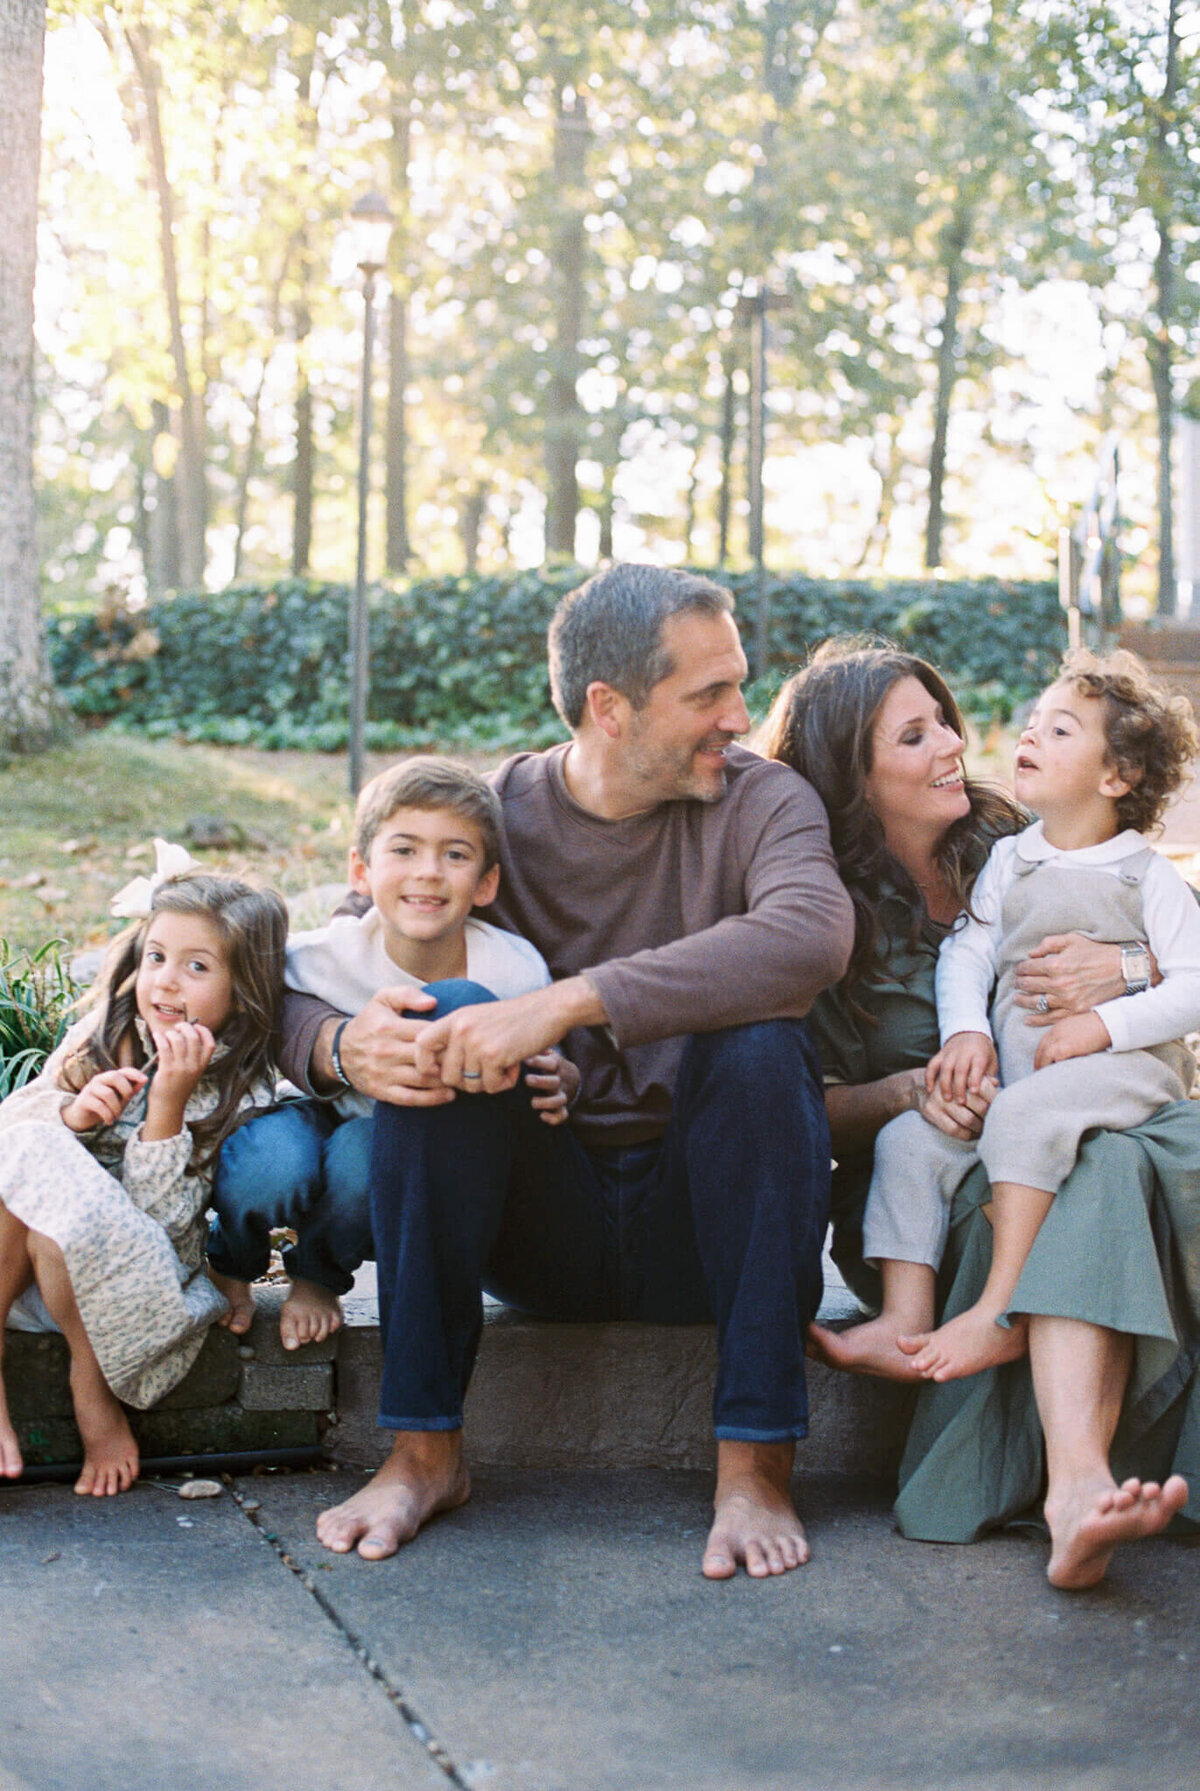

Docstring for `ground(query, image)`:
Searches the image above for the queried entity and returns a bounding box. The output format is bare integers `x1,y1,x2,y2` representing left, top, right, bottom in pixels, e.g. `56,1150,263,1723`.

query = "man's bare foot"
808,1318,925,1382
898,1307,1029,1382
702,1440,807,1580
0,1375,23,1479
1045,1473,1189,1590
72,1370,138,1497
316,1430,470,1560
209,1269,256,1336
280,1279,343,1351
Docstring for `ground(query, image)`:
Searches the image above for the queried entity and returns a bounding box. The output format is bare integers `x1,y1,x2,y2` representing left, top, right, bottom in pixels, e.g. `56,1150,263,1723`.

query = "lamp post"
347,190,395,795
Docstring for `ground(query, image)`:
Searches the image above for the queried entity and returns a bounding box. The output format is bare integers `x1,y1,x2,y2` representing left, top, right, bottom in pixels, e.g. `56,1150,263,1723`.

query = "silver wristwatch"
1119,942,1151,996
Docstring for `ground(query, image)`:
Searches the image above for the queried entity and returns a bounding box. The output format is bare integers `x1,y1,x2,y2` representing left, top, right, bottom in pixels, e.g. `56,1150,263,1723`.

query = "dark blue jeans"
369,1016,830,1442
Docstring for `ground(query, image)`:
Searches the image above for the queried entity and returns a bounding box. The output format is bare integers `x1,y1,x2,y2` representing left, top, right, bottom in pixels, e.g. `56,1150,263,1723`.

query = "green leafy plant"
46,569,1066,749
0,940,77,1097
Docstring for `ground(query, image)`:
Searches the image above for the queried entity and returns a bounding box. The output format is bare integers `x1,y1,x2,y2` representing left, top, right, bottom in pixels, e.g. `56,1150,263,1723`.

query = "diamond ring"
1036,994,1049,1014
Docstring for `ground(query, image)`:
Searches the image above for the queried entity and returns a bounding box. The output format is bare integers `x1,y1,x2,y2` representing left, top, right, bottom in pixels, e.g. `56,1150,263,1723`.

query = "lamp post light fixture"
347,189,395,795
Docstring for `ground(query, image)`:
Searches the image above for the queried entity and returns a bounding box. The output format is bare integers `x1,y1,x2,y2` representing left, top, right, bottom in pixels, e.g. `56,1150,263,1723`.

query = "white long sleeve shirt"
936,823,1200,1055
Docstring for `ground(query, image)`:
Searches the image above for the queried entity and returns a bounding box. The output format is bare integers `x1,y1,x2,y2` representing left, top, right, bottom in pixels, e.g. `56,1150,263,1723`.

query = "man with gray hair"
279,563,854,1578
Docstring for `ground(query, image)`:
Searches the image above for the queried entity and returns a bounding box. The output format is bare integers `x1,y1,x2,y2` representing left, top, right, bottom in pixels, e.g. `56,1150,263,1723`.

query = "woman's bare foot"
898,1307,1029,1382
808,1318,925,1382
0,1370,23,1479
1045,1473,1190,1590
280,1279,343,1351
71,1362,138,1497
209,1269,256,1336
701,1440,807,1580
316,1430,470,1560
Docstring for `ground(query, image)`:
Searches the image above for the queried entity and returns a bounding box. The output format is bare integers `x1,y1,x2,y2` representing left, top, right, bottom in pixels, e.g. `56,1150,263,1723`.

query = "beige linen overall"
863,849,1195,1269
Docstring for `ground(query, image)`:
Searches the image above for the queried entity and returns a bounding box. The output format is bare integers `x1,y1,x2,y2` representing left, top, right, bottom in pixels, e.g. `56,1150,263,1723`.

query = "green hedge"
46,569,1066,750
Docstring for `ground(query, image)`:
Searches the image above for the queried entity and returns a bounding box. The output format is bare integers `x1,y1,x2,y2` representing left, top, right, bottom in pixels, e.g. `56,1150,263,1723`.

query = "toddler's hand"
525,1050,579,1127
1033,1009,1111,1070
62,1067,148,1133
928,1031,998,1103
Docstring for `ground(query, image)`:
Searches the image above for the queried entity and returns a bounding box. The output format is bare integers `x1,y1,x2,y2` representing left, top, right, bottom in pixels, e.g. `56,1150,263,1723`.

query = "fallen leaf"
178,1478,224,1500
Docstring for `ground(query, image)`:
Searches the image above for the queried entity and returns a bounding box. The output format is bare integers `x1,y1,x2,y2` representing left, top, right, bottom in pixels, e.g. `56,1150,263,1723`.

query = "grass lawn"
0,730,419,955
6,718,1193,965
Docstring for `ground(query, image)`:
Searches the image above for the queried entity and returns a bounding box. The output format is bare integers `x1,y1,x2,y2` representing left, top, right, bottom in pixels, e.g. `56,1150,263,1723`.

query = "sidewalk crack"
230,1483,470,1788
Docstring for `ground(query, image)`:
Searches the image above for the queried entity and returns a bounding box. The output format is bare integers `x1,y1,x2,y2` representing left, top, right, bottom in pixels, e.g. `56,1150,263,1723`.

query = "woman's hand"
142,1022,216,1140
915,1074,997,1142
524,1051,580,1126
61,1067,147,1134
1013,934,1156,1026
1033,1009,1112,1070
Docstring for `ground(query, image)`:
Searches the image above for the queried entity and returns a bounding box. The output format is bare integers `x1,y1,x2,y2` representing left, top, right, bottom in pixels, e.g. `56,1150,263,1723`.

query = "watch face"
1121,945,1151,992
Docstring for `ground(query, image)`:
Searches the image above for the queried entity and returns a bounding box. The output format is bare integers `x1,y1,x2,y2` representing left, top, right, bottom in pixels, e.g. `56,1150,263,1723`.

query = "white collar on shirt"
1015,819,1146,866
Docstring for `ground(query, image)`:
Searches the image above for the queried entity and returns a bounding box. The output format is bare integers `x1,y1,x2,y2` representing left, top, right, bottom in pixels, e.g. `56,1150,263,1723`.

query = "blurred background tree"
22,0,1200,613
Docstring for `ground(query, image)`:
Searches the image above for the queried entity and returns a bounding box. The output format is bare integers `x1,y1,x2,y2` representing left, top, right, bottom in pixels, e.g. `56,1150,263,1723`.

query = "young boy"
831,649,1200,1384
207,758,575,1349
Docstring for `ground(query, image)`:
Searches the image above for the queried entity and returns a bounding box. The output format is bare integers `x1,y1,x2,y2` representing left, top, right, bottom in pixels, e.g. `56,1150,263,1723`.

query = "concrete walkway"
3,1464,1198,1791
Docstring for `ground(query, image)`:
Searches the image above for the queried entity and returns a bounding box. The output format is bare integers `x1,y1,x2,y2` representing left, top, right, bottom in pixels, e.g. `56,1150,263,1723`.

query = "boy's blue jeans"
369,1015,831,1442
207,980,492,1295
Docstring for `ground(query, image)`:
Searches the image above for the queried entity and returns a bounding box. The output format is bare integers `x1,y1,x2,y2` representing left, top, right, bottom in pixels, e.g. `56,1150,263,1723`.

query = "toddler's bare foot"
73,1372,138,1497
209,1269,256,1335
702,1440,808,1580
1045,1473,1189,1590
898,1308,1029,1382
316,1431,470,1560
280,1279,343,1351
0,1375,23,1479
808,1318,925,1382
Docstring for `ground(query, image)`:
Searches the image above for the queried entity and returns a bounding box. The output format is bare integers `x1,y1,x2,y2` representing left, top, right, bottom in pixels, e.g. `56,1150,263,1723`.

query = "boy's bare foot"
1045,1473,1189,1590
808,1318,925,1382
72,1370,139,1497
280,1279,343,1351
209,1269,256,1335
898,1307,1029,1382
702,1440,808,1580
316,1431,470,1559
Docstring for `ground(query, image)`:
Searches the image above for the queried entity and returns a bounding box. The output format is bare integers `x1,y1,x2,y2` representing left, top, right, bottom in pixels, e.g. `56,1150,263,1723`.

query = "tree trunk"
290,36,319,579
146,399,182,595
544,77,588,557
924,203,971,570
124,22,206,590
716,346,736,565
0,0,57,751
460,481,487,573
385,36,412,573
233,236,296,580
1149,0,1180,618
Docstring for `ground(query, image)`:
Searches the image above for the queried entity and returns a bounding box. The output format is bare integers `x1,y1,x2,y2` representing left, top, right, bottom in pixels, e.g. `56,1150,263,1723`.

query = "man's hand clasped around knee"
327,987,453,1107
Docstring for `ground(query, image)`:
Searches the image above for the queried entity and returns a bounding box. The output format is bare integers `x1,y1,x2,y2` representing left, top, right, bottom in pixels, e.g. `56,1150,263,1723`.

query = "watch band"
1119,942,1151,996
329,1018,353,1089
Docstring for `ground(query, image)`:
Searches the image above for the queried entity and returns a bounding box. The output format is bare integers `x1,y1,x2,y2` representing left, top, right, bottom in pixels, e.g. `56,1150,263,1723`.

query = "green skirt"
895,1101,1200,1542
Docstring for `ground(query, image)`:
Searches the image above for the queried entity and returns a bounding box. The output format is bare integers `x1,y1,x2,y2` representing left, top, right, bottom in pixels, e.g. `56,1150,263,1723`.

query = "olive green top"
808,882,954,1308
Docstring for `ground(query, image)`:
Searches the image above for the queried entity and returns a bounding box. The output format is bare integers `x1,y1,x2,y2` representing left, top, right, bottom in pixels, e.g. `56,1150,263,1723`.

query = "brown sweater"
279,743,853,1146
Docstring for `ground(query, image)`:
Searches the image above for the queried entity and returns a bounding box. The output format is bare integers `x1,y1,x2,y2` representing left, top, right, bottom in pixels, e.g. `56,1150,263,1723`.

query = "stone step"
9,1267,912,1482
327,1271,914,1481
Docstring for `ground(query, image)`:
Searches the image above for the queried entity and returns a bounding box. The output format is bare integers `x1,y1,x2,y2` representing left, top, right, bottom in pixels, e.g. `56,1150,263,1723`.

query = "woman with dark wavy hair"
762,637,1200,1590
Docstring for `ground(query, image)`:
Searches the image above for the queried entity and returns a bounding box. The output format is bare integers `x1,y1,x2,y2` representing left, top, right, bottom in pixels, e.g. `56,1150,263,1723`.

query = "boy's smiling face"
350,805,500,959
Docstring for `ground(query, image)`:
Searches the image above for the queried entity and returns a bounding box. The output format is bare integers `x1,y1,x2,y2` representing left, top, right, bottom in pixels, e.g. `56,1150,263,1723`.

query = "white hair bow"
110,838,201,919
